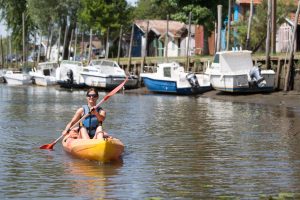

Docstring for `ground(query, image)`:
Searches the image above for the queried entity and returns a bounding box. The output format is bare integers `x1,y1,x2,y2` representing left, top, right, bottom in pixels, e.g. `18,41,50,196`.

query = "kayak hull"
62,136,124,163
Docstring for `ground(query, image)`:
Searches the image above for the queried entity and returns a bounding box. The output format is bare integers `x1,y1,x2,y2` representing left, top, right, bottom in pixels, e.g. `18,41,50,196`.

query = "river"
0,84,300,199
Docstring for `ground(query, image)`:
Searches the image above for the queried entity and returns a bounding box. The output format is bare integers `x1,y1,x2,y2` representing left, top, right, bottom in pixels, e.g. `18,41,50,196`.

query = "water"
0,84,300,199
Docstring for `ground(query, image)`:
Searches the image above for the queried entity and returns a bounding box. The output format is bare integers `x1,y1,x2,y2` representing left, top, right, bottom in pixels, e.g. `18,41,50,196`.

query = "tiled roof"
237,0,262,4
134,20,187,38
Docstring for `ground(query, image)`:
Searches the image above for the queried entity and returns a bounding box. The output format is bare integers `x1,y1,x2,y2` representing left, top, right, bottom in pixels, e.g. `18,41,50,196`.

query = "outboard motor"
249,66,266,88
66,69,74,84
186,73,200,88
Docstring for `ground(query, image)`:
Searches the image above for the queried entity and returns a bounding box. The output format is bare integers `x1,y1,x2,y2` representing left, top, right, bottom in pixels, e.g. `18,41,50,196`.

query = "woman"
62,88,108,139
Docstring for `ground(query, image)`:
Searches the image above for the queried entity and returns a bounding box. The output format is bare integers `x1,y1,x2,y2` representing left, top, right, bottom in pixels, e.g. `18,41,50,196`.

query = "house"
231,0,299,53
131,20,197,57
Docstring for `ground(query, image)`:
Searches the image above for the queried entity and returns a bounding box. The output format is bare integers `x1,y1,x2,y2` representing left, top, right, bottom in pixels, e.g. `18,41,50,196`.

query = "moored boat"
205,50,276,93
80,59,139,90
62,136,124,163
140,62,212,95
4,70,32,85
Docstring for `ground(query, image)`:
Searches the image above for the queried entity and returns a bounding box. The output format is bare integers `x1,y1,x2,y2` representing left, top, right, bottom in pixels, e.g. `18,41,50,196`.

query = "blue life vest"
81,105,102,138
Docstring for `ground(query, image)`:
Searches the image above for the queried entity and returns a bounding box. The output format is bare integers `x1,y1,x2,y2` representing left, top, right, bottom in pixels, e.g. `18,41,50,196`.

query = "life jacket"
81,105,102,138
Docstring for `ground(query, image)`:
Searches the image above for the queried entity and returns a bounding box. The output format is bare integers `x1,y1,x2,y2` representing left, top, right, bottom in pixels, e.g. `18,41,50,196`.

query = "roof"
134,20,187,39
289,13,300,25
237,0,262,4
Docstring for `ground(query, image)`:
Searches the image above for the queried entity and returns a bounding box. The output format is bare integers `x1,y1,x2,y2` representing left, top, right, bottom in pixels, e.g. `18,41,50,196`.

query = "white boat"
205,50,275,93
56,60,86,88
29,62,59,86
80,59,138,90
0,69,7,83
4,70,32,85
140,62,212,95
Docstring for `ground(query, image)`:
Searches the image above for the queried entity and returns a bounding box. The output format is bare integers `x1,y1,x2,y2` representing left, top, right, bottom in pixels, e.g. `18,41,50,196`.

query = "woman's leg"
79,127,90,139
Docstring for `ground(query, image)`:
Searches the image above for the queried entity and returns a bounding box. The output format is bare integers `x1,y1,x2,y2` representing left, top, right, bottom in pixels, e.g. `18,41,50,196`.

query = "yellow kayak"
62,136,124,163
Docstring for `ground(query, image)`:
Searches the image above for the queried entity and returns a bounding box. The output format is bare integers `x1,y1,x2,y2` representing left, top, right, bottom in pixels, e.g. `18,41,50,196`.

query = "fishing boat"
205,50,275,93
4,70,32,85
62,136,124,163
80,59,138,90
56,60,86,88
140,62,212,95
29,62,58,86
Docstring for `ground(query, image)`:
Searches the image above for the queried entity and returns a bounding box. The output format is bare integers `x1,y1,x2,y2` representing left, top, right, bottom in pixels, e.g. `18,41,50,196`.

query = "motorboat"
56,60,86,88
4,70,32,85
29,62,58,86
205,50,275,93
0,69,7,83
140,62,212,95
80,59,138,90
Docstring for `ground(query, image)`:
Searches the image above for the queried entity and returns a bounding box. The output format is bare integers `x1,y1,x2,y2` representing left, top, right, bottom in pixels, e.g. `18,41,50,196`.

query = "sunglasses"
86,94,98,98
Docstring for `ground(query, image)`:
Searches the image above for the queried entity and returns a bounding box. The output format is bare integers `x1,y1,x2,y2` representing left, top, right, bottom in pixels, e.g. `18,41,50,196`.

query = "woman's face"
86,91,98,104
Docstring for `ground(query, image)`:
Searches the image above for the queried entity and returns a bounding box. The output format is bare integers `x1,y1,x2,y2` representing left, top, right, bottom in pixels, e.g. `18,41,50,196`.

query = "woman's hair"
86,88,99,96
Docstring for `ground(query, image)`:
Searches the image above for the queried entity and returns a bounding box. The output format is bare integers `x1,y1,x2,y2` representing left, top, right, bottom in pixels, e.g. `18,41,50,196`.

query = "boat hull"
34,76,56,86
210,72,275,93
142,77,211,95
62,136,124,162
81,73,139,90
4,73,32,85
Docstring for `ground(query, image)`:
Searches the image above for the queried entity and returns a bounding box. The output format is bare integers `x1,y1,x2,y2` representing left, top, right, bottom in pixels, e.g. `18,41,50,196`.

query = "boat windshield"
213,54,219,63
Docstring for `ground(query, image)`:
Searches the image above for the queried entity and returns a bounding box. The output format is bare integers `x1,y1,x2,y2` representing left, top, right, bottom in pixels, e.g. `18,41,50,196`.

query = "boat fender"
67,69,74,84
186,73,200,88
249,66,266,88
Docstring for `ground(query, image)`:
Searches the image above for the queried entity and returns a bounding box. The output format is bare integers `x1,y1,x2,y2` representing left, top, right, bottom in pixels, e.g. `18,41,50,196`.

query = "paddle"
39,76,129,150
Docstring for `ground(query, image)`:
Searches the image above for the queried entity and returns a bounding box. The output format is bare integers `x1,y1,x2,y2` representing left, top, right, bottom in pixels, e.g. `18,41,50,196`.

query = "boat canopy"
217,50,254,75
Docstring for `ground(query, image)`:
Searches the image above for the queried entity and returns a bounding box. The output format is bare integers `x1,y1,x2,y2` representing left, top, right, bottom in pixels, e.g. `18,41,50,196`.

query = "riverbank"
126,87,300,109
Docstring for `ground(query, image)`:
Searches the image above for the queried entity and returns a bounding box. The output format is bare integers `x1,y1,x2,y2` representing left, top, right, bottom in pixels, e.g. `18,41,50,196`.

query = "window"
163,67,171,77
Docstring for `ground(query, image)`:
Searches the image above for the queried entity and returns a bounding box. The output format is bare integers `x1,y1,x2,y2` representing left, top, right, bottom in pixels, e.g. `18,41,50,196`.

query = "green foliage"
0,0,35,51
79,0,131,37
234,0,295,52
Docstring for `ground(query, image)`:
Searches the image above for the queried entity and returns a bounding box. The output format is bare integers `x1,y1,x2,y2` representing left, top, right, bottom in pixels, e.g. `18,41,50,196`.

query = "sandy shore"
126,87,300,109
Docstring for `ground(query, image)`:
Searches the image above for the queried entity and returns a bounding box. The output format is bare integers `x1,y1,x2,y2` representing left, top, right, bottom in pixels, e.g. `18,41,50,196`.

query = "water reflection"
1,85,300,199
63,159,122,199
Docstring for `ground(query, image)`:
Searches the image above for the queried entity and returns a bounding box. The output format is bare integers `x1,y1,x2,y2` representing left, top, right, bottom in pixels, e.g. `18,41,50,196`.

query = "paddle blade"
39,143,55,150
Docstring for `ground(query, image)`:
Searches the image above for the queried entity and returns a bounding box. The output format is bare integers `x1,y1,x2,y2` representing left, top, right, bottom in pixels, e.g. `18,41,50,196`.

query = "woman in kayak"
62,88,108,139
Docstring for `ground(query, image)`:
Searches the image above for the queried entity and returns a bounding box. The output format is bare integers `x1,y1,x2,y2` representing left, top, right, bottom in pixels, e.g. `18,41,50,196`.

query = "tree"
79,0,131,37
0,0,35,51
235,0,294,52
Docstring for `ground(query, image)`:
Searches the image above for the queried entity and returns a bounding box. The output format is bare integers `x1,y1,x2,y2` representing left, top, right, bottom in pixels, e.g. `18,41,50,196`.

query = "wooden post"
74,26,77,61
128,24,134,73
117,25,123,64
0,36,3,68
266,0,272,69
246,0,253,50
22,12,26,67
68,28,74,60
271,0,277,53
284,0,300,91
48,28,53,61
142,21,149,68
275,58,281,90
216,5,222,52
57,27,61,63
226,0,231,51
88,28,92,63
62,24,68,60
45,25,51,61
186,12,192,70
164,15,169,61
81,30,84,61
105,27,110,59
37,32,42,64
